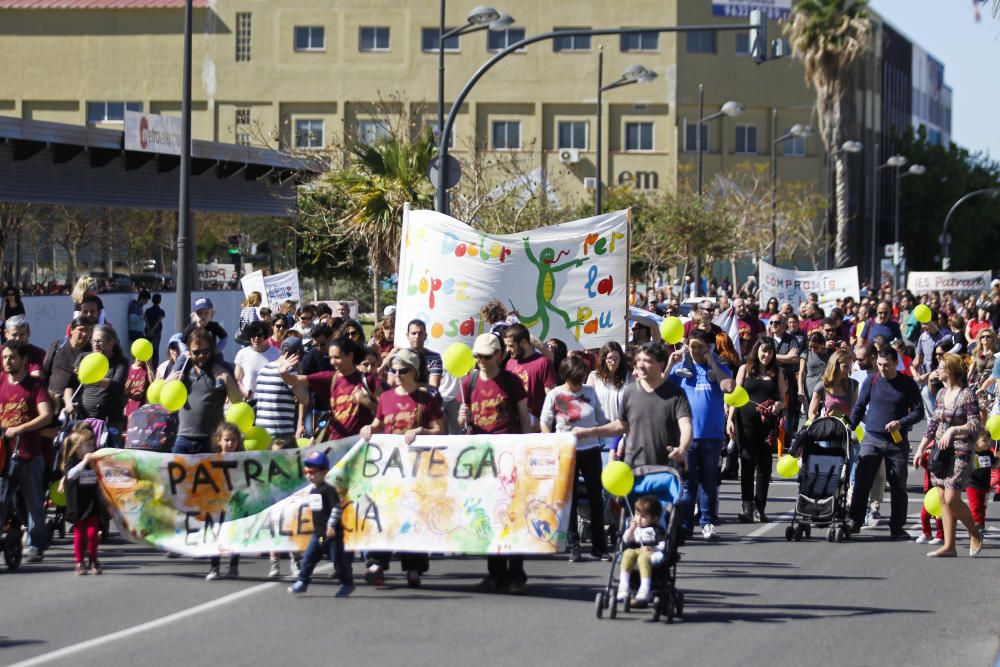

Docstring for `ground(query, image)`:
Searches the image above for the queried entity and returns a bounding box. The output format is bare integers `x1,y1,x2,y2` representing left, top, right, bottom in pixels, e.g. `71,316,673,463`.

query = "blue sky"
870,0,1000,159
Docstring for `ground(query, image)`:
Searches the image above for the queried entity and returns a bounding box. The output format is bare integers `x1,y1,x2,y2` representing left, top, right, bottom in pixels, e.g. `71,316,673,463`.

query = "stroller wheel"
793,526,803,542
827,527,836,542
804,525,811,539
610,595,618,619
4,530,23,571
595,592,605,619
838,527,848,542
675,591,685,618
624,595,632,613
664,592,675,623
785,526,794,541
651,595,662,622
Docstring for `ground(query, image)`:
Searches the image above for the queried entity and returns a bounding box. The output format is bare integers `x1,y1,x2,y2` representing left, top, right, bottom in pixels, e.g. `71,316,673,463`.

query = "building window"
683,119,709,152
734,125,757,154
294,26,325,51
783,130,806,157
359,26,390,52
624,122,654,151
553,29,591,52
295,119,324,149
686,31,716,54
735,33,750,56
236,12,252,62
557,121,587,150
487,27,526,52
620,31,658,52
235,107,251,146
421,28,459,52
86,101,141,124
358,120,390,144
492,120,520,150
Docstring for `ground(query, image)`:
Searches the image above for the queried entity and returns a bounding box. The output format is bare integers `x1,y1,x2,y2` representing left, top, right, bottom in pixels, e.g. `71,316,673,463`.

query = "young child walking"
206,423,243,581
617,495,668,606
59,423,103,575
288,450,354,596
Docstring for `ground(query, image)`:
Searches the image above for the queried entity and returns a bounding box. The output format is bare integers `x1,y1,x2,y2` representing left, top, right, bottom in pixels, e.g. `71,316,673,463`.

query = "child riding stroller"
785,416,852,542
595,465,685,623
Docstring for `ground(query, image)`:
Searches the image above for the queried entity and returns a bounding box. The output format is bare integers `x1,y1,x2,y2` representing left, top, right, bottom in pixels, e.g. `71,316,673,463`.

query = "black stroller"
785,416,853,543
595,465,685,623
0,433,25,571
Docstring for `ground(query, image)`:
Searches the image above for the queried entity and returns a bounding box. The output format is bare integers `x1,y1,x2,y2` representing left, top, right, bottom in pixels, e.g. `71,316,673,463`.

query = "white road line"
746,512,795,538
9,582,276,667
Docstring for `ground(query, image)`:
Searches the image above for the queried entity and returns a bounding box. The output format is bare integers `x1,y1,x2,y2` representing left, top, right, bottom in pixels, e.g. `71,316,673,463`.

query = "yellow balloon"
923,488,942,518
160,380,188,413
442,343,476,377
601,461,634,497
225,403,256,434
724,386,750,408
244,438,266,451
854,424,865,442
244,426,272,450
48,480,66,506
986,414,1000,441
776,455,800,478
78,352,109,385
659,317,685,345
297,437,312,448
147,378,165,404
913,304,932,324
131,338,154,362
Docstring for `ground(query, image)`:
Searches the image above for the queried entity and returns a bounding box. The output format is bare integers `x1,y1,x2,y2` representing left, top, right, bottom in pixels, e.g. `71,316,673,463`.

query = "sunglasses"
769,322,782,327
392,366,412,375
190,348,211,357
273,323,287,329
475,353,494,360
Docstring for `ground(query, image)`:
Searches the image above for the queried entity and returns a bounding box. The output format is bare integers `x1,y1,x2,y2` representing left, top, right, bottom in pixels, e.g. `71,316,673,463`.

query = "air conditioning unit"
558,148,580,164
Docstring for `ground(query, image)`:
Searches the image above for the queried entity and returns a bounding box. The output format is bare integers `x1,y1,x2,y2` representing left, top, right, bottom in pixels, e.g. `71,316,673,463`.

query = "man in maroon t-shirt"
281,336,378,439
734,297,765,358
501,323,555,422
4,316,46,378
0,341,54,561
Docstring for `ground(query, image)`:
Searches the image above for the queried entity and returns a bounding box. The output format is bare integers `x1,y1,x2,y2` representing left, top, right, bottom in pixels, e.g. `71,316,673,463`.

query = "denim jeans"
173,436,212,455
683,438,723,530
12,455,48,552
298,533,353,588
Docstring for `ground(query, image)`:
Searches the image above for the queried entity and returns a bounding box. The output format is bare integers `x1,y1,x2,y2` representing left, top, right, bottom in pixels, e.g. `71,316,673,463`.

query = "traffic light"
227,234,241,256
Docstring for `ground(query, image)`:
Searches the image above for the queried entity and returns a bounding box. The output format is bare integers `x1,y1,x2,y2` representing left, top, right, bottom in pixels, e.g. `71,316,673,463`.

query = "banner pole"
625,207,632,347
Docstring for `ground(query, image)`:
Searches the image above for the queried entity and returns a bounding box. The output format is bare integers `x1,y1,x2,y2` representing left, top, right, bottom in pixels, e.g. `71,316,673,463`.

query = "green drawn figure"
516,237,589,339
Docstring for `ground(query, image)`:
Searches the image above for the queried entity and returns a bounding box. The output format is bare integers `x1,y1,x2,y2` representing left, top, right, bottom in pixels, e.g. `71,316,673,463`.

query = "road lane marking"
746,512,794,538
9,582,276,666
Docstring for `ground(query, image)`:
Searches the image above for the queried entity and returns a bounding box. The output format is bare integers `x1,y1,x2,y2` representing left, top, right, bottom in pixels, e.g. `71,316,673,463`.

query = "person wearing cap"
181,297,229,356
459,332,531,594
358,347,445,587
127,290,151,345
288,450,355,596
43,315,93,410
233,321,280,400
253,336,310,445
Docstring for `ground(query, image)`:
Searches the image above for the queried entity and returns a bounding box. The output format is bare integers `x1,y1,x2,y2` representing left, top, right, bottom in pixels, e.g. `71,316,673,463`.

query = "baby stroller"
785,416,852,543
0,433,25,571
595,465,685,623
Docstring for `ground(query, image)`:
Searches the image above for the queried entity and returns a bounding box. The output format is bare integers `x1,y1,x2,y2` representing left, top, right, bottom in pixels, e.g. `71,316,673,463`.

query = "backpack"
125,404,178,452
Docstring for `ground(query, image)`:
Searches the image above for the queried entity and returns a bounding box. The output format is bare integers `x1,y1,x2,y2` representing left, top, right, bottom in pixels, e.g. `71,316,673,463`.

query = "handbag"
928,443,955,478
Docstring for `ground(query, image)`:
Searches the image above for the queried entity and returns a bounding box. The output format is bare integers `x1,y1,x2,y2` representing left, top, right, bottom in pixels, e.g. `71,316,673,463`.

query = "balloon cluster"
223,403,271,450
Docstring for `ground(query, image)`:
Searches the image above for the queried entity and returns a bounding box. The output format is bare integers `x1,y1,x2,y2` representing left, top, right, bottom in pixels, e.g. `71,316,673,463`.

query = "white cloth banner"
395,208,630,352
758,260,859,310
907,271,991,294
240,269,300,309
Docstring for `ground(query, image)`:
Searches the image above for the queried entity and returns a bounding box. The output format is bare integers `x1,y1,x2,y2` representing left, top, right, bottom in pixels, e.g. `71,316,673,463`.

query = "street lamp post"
693,86,743,297
871,154,906,288
768,110,811,266
435,4,514,213
893,162,926,288
595,51,655,215
175,0,194,331
940,188,1000,269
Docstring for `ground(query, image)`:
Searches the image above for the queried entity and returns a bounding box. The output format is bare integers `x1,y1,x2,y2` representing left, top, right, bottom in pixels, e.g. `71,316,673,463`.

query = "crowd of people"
2,273,996,598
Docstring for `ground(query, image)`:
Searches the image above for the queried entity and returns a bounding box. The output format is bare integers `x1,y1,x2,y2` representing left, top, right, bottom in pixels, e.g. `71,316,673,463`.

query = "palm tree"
328,128,436,318
785,0,872,268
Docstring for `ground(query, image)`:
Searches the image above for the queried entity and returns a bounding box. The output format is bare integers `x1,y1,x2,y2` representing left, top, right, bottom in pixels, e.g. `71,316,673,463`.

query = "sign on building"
712,0,792,20
124,111,182,155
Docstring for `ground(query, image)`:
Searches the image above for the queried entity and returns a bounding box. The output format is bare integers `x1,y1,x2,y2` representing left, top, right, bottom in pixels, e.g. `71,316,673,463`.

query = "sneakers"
226,565,239,579
335,583,356,597
406,569,421,588
591,549,612,562
75,562,88,576
862,510,879,529
674,368,694,379
928,537,943,545
288,581,307,594
205,568,220,581
288,558,301,580
364,564,385,586
88,559,102,575
568,545,581,562
737,502,755,524
508,579,526,596
27,549,43,563
268,561,281,579
701,524,717,540
616,574,631,602
914,535,930,544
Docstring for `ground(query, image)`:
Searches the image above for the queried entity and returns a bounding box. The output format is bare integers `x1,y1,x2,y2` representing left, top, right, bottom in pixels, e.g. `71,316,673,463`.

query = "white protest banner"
240,269,300,309
907,271,991,294
124,111,182,155
758,260,859,310
395,208,630,351
197,263,243,286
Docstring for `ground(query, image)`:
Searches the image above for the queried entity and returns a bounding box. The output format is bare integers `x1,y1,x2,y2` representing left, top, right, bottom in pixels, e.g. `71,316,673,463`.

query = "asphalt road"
2,475,999,667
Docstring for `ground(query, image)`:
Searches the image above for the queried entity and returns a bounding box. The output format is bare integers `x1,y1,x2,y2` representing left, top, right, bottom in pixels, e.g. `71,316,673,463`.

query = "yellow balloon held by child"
130,338,154,362
776,454,800,478
923,488,942,518
913,304,932,324
601,461,634,497
724,386,750,408
986,414,1000,441
159,380,188,413
659,316,685,345
442,342,476,377
78,352,109,385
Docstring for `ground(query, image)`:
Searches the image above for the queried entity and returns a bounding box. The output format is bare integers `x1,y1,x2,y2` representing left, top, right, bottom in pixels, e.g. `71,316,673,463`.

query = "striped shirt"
253,361,297,437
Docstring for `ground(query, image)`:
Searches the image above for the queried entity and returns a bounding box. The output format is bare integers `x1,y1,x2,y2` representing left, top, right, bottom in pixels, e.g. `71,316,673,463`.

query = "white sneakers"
702,524,718,540
616,575,631,602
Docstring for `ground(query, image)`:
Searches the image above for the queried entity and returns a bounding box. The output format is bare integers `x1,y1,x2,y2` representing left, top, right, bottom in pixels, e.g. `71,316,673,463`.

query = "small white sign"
711,0,792,19
125,111,182,155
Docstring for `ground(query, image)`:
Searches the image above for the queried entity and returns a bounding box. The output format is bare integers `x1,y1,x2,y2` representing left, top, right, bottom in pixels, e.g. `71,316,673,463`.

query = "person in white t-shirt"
233,321,279,400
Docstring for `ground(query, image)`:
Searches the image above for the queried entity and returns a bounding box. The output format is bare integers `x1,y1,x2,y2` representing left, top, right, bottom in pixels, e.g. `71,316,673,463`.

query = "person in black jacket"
62,324,129,433
59,422,103,575
288,450,354,596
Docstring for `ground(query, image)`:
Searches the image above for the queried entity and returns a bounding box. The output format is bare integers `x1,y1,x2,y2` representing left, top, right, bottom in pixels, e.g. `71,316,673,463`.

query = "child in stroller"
596,465,685,623
617,494,667,606
786,416,852,542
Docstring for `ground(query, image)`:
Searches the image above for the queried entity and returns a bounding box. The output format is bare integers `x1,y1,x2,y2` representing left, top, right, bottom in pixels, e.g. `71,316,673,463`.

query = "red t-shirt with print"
0,374,49,459
461,369,527,434
308,370,376,438
504,352,556,417
375,388,443,434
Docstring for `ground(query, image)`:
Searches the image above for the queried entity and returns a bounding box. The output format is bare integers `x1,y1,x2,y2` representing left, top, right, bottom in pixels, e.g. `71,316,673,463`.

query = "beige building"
0,0,828,208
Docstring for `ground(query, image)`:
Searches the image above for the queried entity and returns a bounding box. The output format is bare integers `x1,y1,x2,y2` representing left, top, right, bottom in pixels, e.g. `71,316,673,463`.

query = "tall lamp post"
595,51,656,215
893,162,926,288
940,188,1000,269
693,86,743,296
871,154,906,287
824,139,863,269
769,111,813,266
435,4,514,213
175,0,194,330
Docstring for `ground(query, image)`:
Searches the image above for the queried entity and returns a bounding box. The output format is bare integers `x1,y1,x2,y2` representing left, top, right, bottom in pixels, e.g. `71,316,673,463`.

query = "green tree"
785,0,872,268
